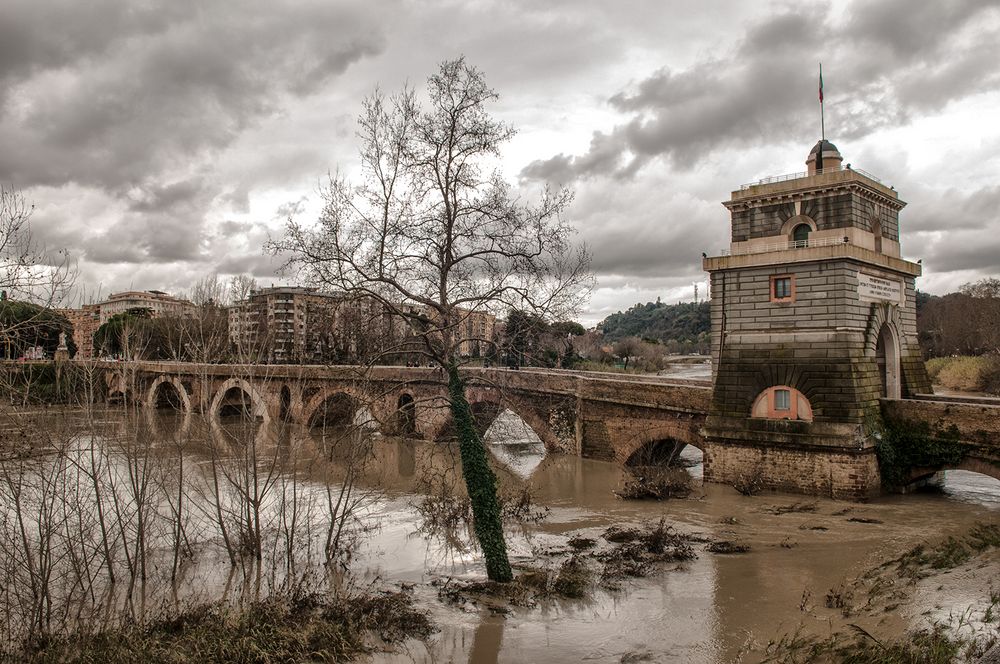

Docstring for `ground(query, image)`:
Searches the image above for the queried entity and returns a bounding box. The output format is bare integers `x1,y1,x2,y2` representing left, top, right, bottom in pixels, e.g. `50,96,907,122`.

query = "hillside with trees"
598,300,710,352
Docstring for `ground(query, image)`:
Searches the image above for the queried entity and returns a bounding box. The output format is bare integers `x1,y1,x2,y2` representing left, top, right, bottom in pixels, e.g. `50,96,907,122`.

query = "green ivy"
875,414,969,489
446,363,513,582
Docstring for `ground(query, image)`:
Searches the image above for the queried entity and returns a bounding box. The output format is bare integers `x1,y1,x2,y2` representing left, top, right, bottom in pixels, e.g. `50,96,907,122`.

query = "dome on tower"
806,139,843,175
809,139,839,157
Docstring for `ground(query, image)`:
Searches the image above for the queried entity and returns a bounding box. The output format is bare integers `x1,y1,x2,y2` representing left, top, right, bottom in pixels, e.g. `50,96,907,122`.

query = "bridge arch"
303,387,378,431
906,459,1000,485
433,395,564,454
146,375,192,413
210,378,270,423
279,385,292,421
397,393,417,435
615,421,705,467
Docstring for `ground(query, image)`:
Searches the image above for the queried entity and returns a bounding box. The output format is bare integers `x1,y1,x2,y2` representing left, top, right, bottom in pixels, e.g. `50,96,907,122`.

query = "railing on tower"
718,235,849,257
739,166,882,191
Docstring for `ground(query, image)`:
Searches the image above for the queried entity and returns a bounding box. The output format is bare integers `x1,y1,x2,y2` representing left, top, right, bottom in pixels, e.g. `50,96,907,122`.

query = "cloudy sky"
3,0,998,325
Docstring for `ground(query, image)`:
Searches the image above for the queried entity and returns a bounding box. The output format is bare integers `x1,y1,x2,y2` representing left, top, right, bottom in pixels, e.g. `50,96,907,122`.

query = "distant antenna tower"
693,282,699,304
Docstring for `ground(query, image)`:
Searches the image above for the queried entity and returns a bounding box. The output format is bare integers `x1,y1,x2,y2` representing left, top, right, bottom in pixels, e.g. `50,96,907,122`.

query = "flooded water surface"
1,406,997,663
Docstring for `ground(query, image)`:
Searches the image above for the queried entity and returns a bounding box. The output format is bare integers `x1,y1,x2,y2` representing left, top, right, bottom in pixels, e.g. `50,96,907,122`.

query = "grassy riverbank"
926,354,1000,395
8,588,434,663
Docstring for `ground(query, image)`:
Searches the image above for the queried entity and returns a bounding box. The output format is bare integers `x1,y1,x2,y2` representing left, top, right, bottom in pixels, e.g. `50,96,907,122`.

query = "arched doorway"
875,323,901,399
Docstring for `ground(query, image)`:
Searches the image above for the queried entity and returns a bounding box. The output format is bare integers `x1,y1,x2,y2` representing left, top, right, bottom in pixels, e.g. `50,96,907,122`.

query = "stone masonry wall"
730,189,900,243
709,258,928,419
703,440,881,499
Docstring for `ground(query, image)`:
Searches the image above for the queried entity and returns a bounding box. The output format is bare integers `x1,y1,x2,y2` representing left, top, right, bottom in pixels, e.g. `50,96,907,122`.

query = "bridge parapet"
882,397,1000,444
98,361,712,464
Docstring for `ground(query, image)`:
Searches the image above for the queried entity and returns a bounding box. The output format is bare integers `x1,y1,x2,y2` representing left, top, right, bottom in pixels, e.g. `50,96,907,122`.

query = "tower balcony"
717,234,849,257
703,236,921,276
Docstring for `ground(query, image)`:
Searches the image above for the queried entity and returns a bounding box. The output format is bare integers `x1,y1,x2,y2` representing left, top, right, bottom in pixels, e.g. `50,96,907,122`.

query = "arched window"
792,223,811,245
751,386,813,422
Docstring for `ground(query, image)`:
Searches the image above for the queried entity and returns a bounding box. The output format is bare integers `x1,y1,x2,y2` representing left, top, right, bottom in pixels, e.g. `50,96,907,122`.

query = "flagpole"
819,63,825,141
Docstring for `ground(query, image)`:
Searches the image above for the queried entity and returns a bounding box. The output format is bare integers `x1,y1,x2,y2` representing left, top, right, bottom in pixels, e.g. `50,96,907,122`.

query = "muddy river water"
3,382,998,663
356,428,999,663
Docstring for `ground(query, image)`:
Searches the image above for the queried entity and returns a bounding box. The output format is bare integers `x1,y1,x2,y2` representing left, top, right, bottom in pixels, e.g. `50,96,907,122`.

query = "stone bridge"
882,394,1000,482
99,361,1000,493
104,362,712,466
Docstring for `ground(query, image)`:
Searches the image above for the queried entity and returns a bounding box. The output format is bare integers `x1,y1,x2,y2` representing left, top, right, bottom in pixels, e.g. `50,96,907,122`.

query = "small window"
771,275,794,301
751,385,814,422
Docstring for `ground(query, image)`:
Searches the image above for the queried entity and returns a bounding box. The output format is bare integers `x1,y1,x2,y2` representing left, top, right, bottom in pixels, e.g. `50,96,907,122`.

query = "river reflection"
3,406,998,663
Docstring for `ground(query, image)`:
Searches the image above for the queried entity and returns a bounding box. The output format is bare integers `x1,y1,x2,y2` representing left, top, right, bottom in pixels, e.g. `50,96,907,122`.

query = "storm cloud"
0,0,997,322
521,1,1000,182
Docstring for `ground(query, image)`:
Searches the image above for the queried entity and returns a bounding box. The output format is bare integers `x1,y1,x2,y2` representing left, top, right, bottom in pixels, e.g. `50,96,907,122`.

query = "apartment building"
57,303,101,359
98,290,196,323
228,286,497,364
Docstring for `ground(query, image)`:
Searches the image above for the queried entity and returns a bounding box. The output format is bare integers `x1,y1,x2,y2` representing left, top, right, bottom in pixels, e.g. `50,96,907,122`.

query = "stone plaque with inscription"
858,272,903,304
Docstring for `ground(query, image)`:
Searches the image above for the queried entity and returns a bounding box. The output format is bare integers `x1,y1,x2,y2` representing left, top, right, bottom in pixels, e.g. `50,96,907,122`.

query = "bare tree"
0,186,74,305
271,58,591,581
229,274,258,304
960,277,1000,299
613,336,643,371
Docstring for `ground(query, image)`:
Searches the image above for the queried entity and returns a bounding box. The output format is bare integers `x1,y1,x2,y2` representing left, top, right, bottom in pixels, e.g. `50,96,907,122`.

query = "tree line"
917,278,1000,357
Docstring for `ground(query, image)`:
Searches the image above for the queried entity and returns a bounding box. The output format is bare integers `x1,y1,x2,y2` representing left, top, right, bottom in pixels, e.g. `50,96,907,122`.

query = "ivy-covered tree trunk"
446,363,512,582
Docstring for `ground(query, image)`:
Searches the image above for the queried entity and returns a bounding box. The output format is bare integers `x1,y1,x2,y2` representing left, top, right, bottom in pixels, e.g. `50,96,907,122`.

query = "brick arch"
302,386,380,430
106,372,131,402
750,385,814,421
614,420,705,466
431,394,564,454
145,375,192,413
210,378,270,423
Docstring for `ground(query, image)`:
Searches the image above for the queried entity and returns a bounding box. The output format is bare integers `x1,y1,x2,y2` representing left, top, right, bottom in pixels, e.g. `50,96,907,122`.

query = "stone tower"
701,140,930,499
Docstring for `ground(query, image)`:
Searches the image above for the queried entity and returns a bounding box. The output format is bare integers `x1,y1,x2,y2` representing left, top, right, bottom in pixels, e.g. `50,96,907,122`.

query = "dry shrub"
567,536,597,550
732,466,765,496
600,519,696,585
15,589,434,663
500,485,549,523
707,540,750,554
615,466,692,500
